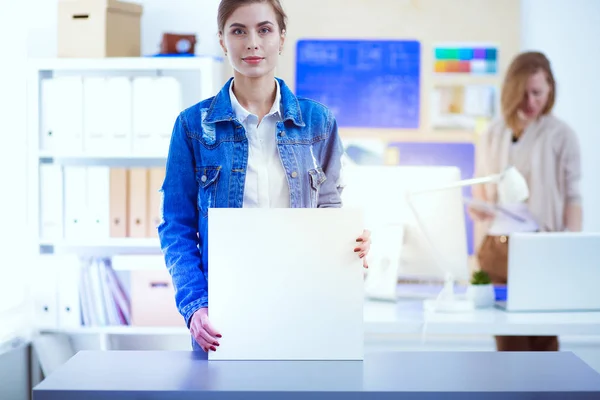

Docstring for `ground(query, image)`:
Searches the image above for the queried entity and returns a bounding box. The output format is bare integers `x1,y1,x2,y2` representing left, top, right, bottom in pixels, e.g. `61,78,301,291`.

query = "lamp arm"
409,173,502,196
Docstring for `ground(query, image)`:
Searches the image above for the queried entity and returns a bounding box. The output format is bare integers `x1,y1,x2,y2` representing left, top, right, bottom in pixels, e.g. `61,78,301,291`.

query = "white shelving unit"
39,238,162,257
31,56,224,72
39,326,188,336
38,151,167,167
28,56,223,255
27,56,224,343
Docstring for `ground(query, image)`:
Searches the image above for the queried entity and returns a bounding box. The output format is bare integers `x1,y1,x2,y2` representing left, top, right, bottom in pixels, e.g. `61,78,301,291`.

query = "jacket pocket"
308,167,327,208
195,166,221,217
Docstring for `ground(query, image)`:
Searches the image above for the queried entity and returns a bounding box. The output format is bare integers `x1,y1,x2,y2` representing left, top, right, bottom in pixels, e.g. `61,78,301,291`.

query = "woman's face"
219,3,285,79
518,69,552,121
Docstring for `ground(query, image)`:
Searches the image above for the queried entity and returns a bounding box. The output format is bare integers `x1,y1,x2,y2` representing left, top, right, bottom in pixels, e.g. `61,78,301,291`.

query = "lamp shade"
497,166,529,204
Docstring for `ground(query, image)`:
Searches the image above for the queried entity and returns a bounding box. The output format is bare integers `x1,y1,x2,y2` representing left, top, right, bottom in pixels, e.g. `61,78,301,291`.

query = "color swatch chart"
434,46,497,74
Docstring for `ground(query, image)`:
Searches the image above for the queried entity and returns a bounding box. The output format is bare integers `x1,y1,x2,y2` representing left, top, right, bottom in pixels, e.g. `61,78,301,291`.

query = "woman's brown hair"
501,51,556,132
217,0,288,34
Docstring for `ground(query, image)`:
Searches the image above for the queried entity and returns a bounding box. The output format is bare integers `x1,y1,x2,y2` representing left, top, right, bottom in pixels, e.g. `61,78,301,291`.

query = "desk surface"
33,351,600,399
364,284,600,336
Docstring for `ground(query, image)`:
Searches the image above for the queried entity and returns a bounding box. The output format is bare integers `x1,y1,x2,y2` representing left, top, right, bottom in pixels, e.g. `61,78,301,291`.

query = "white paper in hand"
208,208,364,361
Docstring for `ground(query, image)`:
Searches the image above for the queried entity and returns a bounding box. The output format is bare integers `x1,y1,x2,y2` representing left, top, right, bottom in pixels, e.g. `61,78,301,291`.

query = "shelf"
39,326,188,335
30,56,223,72
38,152,168,167
40,238,162,256
339,128,477,143
39,151,168,159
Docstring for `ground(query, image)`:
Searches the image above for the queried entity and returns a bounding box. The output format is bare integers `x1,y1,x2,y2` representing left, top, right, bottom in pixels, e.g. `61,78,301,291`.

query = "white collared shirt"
230,80,290,208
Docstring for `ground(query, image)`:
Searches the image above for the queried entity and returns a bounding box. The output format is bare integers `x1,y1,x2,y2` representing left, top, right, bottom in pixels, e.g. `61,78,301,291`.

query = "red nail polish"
210,346,216,351
216,334,222,338
213,342,219,346
360,254,364,258
354,248,360,252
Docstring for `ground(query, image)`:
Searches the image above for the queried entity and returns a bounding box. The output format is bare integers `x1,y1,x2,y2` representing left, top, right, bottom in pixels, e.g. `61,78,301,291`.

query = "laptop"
496,232,600,312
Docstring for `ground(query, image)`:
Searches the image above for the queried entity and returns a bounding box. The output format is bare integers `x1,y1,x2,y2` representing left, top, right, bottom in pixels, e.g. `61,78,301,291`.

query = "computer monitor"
341,165,469,300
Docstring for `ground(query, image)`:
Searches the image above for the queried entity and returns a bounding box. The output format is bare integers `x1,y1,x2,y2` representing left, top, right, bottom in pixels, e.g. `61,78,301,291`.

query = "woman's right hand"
190,307,221,352
467,205,495,222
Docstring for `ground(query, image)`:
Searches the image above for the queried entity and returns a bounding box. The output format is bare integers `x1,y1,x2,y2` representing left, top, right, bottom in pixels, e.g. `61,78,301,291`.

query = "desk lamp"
406,166,529,312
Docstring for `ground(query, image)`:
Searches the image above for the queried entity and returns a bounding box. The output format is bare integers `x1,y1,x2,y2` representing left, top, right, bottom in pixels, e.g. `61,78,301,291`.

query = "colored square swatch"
473,48,487,59
458,48,474,60
435,48,449,60
458,61,471,72
470,60,488,74
435,61,446,72
446,61,460,72
485,48,497,60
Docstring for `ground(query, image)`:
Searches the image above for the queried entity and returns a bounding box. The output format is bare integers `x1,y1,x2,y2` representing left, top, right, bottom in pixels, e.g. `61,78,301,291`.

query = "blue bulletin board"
295,40,421,128
388,142,476,255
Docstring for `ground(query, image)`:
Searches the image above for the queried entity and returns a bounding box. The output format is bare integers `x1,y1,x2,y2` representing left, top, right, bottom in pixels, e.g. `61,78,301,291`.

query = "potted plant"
466,270,495,308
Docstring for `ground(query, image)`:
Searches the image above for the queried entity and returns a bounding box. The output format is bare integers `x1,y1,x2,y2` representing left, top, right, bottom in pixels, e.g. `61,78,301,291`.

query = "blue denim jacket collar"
202,77,305,127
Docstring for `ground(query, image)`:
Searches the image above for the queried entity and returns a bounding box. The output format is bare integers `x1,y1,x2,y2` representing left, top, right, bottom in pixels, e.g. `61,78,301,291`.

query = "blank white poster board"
208,208,364,361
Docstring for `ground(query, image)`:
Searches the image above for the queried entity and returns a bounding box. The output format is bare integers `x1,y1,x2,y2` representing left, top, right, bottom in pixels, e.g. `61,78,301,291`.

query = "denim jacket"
157,78,345,326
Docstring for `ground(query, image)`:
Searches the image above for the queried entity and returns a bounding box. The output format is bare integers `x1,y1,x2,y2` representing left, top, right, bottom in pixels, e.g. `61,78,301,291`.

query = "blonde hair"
501,51,556,132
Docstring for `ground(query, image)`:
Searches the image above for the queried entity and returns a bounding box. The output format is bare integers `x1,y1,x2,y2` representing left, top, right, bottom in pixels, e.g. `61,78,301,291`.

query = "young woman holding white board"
158,0,371,354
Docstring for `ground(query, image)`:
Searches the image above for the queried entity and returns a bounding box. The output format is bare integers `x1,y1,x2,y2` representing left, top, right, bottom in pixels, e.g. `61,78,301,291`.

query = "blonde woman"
470,51,582,351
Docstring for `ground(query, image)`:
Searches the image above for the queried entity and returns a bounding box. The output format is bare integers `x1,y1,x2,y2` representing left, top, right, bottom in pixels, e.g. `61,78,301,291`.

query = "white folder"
32,255,59,329
57,255,83,328
132,77,181,156
155,77,182,156
83,77,109,154
208,208,365,361
63,166,88,239
40,79,58,152
86,166,110,239
132,77,156,155
106,77,133,155
88,259,109,326
79,259,97,326
39,164,64,240
53,76,84,153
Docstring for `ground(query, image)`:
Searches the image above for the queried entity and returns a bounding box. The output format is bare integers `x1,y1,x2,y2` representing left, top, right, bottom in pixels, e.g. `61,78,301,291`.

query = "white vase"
466,284,495,308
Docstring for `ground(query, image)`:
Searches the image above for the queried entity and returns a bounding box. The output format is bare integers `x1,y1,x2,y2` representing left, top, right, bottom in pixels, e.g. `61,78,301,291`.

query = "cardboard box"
130,269,184,327
58,0,143,58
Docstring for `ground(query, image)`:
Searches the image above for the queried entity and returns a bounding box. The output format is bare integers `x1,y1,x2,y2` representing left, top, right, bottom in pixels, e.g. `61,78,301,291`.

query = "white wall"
0,0,30,330
0,1,33,395
521,0,600,231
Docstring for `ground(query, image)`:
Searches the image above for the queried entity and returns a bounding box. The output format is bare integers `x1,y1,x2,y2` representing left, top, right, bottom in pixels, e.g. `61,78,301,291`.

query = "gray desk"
33,351,600,399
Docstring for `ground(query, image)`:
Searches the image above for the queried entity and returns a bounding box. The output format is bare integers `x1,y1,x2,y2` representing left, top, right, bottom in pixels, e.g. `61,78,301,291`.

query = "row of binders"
40,165,165,240
41,76,182,156
34,255,183,329
34,256,130,329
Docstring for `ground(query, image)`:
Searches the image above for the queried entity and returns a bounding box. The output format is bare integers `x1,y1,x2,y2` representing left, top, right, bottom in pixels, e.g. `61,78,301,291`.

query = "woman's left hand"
354,229,371,269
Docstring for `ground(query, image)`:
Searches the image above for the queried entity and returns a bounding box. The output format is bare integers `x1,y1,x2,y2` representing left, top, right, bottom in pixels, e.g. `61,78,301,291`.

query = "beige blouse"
475,114,582,232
